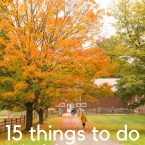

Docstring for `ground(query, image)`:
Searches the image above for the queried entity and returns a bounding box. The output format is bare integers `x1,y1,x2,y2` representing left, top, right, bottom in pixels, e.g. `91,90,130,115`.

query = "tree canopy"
0,0,115,129
105,0,145,107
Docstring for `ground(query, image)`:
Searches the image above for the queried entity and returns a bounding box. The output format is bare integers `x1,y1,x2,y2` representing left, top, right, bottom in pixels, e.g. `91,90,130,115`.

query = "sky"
95,0,114,8
95,0,116,38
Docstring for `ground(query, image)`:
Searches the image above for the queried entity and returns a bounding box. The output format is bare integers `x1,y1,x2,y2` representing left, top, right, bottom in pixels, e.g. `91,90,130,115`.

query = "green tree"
111,0,145,106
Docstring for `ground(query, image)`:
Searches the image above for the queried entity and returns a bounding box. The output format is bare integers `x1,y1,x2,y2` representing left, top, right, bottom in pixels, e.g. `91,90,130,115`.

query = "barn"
94,78,128,113
55,78,128,114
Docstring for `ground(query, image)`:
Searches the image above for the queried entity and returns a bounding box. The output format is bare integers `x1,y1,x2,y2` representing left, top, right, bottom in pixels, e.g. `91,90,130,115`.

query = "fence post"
11,118,13,130
20,117,21,125
0,125,1,133
16,118,17,125
4,119,7,132
24,116,26,125
0,115,27,133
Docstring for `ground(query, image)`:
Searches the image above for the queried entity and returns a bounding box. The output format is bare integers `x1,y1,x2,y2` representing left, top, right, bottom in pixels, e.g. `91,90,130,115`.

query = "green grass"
1,114,145,145
0,127,53,145
1,137,52,145
88,114,145,145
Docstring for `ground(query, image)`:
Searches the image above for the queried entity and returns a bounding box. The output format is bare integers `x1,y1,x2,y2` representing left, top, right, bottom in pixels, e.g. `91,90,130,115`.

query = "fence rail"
97,107,131,114
0,116,26,133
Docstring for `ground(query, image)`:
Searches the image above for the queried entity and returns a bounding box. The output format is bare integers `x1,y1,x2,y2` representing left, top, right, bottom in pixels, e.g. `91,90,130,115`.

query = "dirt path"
53,116,122,145
58,116,92,132
54,134,122,145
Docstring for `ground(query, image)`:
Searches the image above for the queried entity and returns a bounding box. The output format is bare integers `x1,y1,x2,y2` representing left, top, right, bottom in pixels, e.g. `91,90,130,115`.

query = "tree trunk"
25,102,33,131
44,108,48,120
38,109,44,124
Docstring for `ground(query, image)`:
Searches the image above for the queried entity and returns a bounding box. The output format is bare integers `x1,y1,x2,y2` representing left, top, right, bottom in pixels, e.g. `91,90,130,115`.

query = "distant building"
56,101,87,113
94,78,127,109
55,78,128,114
91,78,128,113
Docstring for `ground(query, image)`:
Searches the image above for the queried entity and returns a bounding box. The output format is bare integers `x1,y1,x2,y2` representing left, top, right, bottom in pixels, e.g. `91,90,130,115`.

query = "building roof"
94,78,119,92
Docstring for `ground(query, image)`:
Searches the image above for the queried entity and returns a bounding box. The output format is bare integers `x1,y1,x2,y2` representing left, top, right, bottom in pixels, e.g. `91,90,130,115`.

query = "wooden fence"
85,108,131,114
97,107,131,114
134,106,145,115
0,116,26,133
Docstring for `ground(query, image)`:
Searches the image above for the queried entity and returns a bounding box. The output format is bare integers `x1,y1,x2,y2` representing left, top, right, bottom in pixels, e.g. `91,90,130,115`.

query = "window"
60,103,65,107
76,103,87,107
81,103,87,107
76,103,81,107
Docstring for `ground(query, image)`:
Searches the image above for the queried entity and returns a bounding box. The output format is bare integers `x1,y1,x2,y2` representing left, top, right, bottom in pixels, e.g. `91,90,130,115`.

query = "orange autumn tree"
47,47,114,101
32,47,114,124
0,0,115,130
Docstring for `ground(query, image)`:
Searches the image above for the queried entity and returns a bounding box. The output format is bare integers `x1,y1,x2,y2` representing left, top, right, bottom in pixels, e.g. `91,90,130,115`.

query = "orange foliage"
0,0,116,108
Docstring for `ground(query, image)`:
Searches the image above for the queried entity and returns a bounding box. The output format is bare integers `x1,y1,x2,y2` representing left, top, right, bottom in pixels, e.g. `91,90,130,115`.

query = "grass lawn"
88,114,145,145
0,128,52,145
1,113,145,145
1,138,52,145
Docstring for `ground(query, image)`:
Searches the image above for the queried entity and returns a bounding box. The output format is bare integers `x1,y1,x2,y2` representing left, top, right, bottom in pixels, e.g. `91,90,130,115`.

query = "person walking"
111,106,114,114
81,113,87,128
71,109,74,116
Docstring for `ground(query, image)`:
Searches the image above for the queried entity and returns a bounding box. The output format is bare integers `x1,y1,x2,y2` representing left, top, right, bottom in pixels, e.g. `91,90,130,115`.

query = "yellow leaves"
14,82,28,91
3,47,26,71
30,49,40,59
0,0,116,106
24,92,35,101
0,60,9,68
101,83,112,90
95,70,110,78
5,46,24,60
35,71,45,78
72,47,117,78
29,94,35,100
46,87,60,98
135,2,144,9
40,81,47,88
0,0,12,3
59,38,82,49
0,0,12,7
95,83,113,98
55,76,77,86
0,38,5,45
23,65,46,80
1,92,13,98
0,76,14,84
23,65,37,78
87,11,97,20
